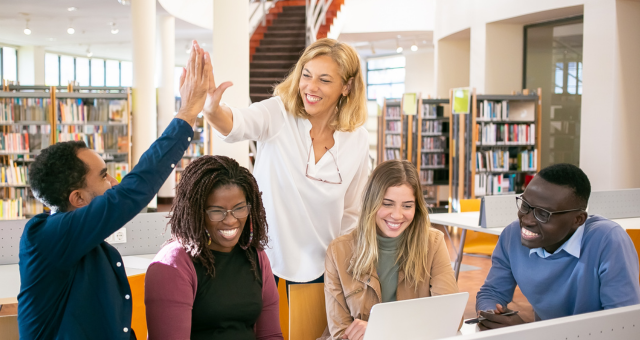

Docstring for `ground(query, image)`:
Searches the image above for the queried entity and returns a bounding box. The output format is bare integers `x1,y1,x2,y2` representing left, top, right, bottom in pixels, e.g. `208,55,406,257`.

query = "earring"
205,229,212,246
241,216,254,250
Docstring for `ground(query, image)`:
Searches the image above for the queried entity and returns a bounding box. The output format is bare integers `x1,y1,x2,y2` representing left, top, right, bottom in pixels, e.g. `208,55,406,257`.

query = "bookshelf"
176,115,205,185
377,98,403,163
449,88,542,212
415,96,450,210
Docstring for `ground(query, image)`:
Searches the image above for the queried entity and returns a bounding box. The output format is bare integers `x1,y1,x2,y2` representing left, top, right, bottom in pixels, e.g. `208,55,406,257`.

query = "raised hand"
175,40,210,126
202,52,233,128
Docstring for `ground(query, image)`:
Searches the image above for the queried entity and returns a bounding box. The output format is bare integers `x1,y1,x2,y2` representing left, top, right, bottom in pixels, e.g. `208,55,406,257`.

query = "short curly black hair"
29,141,89,212
538,163,591,207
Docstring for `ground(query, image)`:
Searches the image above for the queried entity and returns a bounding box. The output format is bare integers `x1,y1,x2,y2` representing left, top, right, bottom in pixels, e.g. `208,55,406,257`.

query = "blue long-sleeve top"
476,215,640,320
17,118,193,339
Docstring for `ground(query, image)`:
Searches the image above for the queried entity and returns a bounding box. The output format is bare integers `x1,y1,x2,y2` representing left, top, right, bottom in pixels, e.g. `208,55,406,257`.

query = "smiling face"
518,176,588,253
375,184,416,238
299,55,350,118
70,148,118,209
204,184,249,252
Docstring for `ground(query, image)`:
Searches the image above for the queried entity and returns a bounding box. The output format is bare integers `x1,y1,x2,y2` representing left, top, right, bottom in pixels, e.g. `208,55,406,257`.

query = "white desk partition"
442,304,640,340
0,212,172,265
478,194,518,229
589,188,640,219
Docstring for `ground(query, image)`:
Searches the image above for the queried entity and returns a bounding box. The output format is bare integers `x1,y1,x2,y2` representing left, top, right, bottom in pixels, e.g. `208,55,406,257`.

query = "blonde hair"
349,160,432,287
273,38,367,132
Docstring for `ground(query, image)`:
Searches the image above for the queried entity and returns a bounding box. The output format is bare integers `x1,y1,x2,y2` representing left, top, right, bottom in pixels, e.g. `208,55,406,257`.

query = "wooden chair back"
289,283,327,340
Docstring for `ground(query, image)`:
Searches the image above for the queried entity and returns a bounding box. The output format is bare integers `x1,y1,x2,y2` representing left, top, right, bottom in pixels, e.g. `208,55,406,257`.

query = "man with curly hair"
17,41,212,339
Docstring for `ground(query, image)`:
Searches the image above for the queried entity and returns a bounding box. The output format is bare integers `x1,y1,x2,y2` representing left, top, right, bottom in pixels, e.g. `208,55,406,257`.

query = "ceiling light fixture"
86,47,93,58
24,19,31,35
67,20,75,35
370,42,375,55
68,7,77,12
110,22,119,34
411,41,418,52
396,40,403,54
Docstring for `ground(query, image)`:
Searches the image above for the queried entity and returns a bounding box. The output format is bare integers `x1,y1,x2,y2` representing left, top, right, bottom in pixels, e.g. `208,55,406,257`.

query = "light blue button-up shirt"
529,224,585,259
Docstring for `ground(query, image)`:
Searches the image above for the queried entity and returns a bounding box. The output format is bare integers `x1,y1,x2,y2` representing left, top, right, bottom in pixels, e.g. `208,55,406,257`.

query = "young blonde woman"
201,38,370,286
322,160,459,340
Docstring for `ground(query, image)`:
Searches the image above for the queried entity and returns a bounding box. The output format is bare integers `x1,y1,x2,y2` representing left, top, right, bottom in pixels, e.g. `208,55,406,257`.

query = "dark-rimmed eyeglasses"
206,205,251,222
515,196,584,224
306,138,342,185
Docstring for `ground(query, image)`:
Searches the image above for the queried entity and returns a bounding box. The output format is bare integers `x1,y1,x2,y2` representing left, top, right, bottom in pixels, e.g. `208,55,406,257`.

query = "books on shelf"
2,187,45,217
0,132,30,154
421,153,446,168
474,173,515,196
56,125,128,154
477,100,535,122
422,104,440,118
420,170,434,185
1,98,51,123
185,143,203,157
422,120,443,135
57,99,128,123
477,123,535,145
0,197,23,220
107,162,129,183
422,136,446,151
386,121,401,133
0,161,29,186
518,149,537,171
385,149,401,160
476,149,538,172
385,135,402,148
385,106,401,119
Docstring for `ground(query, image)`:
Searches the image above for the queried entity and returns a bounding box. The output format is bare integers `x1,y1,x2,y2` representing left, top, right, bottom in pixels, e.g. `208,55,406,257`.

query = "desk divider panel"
442,304,640,340
0,212,171,265
479,194,518,228
588,189,640,219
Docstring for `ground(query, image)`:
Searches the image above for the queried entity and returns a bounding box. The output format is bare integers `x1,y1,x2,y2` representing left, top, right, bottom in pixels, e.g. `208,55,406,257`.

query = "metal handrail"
306,0,333,45
249,0,281,38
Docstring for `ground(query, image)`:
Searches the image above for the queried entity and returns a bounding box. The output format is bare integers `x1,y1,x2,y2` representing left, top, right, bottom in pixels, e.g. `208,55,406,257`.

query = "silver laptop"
363,292,469,340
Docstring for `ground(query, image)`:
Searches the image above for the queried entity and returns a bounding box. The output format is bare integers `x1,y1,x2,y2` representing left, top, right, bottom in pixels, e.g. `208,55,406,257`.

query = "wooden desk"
430,212,640,280
0,254,156,306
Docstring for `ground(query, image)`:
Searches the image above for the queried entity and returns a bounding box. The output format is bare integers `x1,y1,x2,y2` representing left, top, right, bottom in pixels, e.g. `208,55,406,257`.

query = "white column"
131,0,157,207
211,0,249,168
157,14,177,198
18,46,45,85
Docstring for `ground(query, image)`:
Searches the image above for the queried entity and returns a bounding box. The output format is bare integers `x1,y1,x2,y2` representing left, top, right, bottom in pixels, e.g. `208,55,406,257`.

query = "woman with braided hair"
144,155,283,340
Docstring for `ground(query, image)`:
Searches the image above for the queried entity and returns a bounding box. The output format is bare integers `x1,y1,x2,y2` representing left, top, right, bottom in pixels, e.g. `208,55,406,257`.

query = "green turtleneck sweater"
376,234,401,303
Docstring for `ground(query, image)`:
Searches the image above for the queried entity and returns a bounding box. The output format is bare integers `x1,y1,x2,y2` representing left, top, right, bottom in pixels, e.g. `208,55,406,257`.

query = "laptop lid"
363,292,469,340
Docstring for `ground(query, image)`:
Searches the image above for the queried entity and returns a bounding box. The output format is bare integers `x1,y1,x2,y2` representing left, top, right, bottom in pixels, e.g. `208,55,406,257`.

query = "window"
366,56,405,103
2,47,18,83
60,55,75,86
105,60,120,86
120,61,132,87
75,57,90,86
91,58,105,86
45,53,60,86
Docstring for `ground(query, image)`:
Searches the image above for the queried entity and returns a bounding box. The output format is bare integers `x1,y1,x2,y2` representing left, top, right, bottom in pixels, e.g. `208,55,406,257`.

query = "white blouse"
215,97,370,282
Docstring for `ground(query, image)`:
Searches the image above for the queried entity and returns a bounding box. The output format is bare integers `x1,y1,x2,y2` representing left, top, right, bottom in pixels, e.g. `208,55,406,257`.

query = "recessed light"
67,27,75,35
68,7,77,12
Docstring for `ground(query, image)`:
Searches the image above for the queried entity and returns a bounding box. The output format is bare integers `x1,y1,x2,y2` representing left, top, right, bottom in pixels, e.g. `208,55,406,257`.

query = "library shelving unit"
176,115,206,185
449,88,542,212
0,85,55,219
415,95,450,211
377,98,403,164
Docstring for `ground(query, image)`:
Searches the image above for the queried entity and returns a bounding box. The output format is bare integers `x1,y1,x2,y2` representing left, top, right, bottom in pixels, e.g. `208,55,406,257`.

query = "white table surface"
430,212,640,234
0,254,156,305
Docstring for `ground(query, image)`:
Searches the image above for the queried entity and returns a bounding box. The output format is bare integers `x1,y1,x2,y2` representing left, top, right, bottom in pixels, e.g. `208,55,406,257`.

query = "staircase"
250,3,306,103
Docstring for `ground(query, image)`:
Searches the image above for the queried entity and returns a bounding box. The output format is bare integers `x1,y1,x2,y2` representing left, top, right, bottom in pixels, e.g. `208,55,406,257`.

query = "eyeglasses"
306,138,343,184
206,205,251,222
515,196,584,224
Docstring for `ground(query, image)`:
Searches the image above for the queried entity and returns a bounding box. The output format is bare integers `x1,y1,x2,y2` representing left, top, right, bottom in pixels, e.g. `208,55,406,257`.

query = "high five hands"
175,40,211,126
478,304,525,331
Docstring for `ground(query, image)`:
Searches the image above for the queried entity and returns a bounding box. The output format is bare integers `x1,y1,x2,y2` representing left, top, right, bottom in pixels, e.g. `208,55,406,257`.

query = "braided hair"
168,155,269,279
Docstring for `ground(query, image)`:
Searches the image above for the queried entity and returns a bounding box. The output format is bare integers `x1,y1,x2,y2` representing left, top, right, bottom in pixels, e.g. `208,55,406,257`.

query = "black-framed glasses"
306,138,343,184
515,196,584,224
206,205,252,222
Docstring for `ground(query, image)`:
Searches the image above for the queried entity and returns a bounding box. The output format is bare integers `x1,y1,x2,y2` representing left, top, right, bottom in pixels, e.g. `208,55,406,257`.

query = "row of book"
421,153,446,167
420,170,434,185
56,125,129,153
385,149,401,161
477,100,535,122
0,188,45,217
474,173,534,196
386,121,402,133
422,136,446,151
422,120,444,135
385,135,402,148
1,98,51,122
0,133,31,154
107,162,129,183
385,106,401,119
0,197,23,220
421,104,443,119
57,99,127,123
477,123,536,145
57,133,107,153
0,161,29,186
476,149,538,172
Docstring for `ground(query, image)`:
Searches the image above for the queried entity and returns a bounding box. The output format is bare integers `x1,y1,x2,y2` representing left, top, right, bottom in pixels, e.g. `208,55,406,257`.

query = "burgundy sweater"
144,241,283,340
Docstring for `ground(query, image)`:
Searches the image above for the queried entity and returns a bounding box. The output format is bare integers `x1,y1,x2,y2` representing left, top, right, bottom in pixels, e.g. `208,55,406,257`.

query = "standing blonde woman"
201,38,370,285
322,160,459,340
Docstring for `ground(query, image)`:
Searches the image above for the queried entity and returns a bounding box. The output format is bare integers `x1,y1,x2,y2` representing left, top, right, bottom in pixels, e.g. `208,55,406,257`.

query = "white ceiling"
0,0,213,65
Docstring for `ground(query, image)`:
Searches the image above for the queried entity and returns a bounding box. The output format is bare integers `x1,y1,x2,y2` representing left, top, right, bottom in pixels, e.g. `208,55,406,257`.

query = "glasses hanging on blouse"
305,138,343,184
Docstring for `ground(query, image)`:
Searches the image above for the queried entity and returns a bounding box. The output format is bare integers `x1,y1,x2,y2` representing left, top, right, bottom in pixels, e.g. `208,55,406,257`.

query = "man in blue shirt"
18,41,212,339
476,163,640,330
